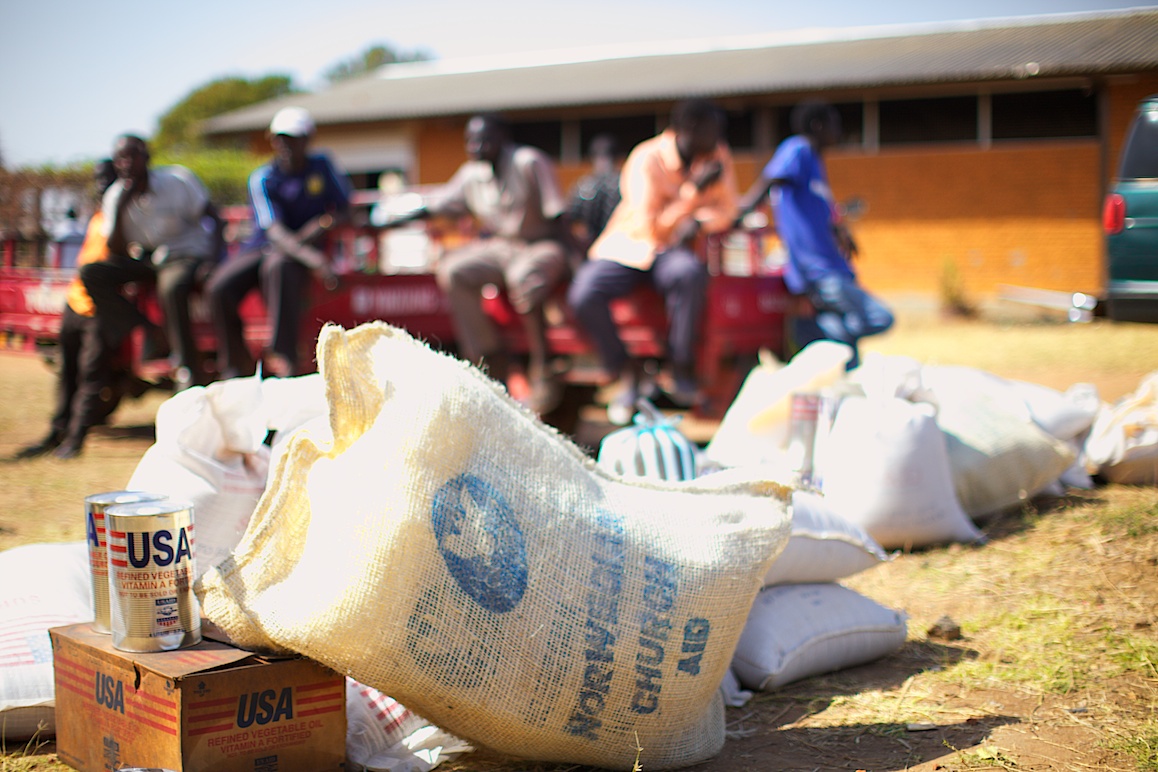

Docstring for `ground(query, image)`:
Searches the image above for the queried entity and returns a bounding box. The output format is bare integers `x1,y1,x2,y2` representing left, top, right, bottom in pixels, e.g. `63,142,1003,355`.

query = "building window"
991,89,1097,140
774,102,863,147
880,96,977,144
579,114,659,159
511,121,562,157
723,109,756,151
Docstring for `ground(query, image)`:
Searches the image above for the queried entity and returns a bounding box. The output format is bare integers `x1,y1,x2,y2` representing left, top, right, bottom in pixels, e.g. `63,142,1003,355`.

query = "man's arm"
734,174,780,229
105,181,138,257
203,201,226,261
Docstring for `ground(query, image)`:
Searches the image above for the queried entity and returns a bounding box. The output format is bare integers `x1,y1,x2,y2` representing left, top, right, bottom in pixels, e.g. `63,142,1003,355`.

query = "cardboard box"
50,623,346,772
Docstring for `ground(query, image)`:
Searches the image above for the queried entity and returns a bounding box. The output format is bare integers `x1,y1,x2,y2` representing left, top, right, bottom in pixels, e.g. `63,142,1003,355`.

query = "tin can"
84,491,168,634
809,390,843,492
786,392,821,486
105,499,201,652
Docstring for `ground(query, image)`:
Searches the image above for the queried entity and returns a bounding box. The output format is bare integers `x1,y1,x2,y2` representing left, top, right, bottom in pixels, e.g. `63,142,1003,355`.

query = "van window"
1119,103,1158,180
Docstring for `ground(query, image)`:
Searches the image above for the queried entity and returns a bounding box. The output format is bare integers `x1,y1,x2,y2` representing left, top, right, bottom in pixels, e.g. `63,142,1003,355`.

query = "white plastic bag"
346,678,438,770
731,583,908,691
707,342,852,468
0,542,92,741
919,366,1077,519
765,490,889,586
1084,371,1158,484
693,470,889,585
128,383,269,580
822,396,984,549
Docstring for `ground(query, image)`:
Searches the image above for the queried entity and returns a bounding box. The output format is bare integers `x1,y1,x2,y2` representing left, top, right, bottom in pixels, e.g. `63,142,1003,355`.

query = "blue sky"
0,0,1149,168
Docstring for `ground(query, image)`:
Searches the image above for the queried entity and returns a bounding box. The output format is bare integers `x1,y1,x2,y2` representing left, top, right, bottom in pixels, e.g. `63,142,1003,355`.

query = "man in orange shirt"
568,99,738,424
17,160,143,459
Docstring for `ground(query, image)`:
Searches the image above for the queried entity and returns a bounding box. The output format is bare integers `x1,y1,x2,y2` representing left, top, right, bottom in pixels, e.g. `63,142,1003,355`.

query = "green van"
1104,94,1158,322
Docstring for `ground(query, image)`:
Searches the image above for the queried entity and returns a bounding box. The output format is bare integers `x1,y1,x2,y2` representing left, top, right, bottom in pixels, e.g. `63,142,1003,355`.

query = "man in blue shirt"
736,100,892,367
208,107,351,378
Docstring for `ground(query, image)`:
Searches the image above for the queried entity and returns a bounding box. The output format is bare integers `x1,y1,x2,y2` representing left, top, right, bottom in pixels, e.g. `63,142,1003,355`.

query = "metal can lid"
105,499,195,519
85,490,168,508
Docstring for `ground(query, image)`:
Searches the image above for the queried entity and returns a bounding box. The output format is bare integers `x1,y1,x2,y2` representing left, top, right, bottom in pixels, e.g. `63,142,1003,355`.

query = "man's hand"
294,244,339,290
691,160,723,192
672,217,701,246
834,223,859,260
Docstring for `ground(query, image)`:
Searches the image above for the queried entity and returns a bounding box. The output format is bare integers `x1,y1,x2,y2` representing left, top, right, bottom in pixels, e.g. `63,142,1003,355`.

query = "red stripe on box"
133,692,177,712
189,709,234,723
297,680,340,693
53,654,95,680
55,678,91,700
126,709,178,735
298,693,343,707
189,695,236,710
298,704,343,718
128,700,177,723
187,723,236,736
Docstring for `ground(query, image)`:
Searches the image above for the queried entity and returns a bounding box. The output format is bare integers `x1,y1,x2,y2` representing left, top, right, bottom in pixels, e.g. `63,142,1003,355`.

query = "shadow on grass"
90,424,156,441
437,641,988,772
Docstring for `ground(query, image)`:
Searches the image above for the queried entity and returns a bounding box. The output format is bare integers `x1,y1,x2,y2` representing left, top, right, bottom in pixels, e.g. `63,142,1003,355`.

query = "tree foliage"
323,42,431,84
153,148,265,207
0,164,93,238
153,74,300,153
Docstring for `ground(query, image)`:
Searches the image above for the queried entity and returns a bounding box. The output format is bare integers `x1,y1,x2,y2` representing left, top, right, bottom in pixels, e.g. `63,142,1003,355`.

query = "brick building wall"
311,73,1158,307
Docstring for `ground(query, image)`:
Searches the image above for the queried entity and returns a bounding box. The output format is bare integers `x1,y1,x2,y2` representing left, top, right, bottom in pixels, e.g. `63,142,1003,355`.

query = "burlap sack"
197,322,791,770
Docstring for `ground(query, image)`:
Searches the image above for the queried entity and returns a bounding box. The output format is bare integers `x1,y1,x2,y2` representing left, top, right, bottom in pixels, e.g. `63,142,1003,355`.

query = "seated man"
568,99,738,425
567,133,622,253
735,100,892,368
83,134,224,389
208,106,351,379
373,112,576,414
17,160,146,460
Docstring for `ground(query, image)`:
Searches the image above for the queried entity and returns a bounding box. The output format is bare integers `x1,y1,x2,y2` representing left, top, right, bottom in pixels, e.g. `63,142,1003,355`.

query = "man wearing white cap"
208,106,352,378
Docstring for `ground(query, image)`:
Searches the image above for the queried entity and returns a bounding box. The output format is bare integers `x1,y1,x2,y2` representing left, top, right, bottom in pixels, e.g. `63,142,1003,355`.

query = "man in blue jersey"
736,100,892,368
208,106,351,378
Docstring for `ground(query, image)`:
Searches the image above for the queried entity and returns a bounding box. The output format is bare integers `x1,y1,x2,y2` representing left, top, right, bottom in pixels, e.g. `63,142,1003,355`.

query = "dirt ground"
2,312,1157,772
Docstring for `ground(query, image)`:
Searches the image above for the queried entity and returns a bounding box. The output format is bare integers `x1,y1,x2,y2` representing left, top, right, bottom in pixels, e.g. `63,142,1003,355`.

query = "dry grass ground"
2,310,1157,771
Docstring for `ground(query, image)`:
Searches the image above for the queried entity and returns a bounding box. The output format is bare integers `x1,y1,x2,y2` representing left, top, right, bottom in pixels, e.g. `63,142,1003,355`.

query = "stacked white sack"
0,542,92,741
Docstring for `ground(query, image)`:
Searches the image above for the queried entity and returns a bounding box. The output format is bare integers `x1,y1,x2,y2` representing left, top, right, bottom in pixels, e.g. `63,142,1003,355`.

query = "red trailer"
0,207,795,424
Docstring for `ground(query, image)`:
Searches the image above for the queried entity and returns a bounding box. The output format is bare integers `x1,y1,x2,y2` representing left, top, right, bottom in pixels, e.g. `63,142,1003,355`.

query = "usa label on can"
105,499,201,652
84,491,168,634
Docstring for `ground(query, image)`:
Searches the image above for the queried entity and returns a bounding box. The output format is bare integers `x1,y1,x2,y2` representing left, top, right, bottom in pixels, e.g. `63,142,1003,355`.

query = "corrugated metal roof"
205,8,1158,135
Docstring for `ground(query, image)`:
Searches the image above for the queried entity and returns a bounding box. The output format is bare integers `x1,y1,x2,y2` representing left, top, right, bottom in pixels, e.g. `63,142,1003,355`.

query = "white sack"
0,542,92,741
128,384,269,581
764,490,890,586
198,322,793,771
719,669,752,708
731,583,908,691
1084,371,1158,485
919,366,1077,519
706,342,852,468
261,373,329,437
822,396,985,549
1010,380,1102,442
694,468,889,585
848,352,930,402
346,678,437,770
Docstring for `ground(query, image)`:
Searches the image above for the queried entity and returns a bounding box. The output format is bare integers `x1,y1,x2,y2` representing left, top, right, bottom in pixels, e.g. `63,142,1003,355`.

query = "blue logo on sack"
432,473,528,613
